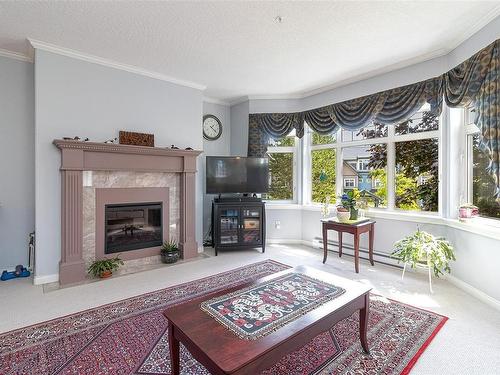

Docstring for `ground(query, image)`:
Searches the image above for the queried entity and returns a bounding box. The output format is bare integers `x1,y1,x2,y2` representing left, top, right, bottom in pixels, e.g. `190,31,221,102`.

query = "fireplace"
105,202,163,254
54,139,201,285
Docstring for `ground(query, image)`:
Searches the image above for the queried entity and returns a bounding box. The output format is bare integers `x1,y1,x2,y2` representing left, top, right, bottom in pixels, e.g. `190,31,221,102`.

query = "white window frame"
302,106,442,214
344,177,356,188
265,135,298,203
305,129,337,204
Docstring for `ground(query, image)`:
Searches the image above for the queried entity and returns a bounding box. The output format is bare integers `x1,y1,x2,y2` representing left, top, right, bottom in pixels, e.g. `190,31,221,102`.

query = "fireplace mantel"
54,139,202,285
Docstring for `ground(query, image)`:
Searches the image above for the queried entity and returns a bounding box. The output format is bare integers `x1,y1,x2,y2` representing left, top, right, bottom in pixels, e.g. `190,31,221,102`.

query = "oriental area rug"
0,260,447,375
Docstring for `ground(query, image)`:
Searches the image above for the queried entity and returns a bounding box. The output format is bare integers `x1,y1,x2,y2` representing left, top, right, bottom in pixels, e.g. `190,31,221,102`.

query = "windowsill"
444,217,500,240
264,203,500,240
364,209,442,224
266,203,302,210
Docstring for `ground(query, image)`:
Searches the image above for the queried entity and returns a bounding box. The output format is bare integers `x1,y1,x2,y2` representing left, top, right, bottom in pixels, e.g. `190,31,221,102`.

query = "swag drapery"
248,39,500,199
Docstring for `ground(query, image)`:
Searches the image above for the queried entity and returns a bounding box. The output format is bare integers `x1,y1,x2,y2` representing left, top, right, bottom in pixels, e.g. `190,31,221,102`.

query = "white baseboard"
33,273,59,285
267,238,304,245
446,274,500,312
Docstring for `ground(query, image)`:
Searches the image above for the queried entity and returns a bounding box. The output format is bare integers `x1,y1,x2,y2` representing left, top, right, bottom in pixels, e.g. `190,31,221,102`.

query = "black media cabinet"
211,197,265,255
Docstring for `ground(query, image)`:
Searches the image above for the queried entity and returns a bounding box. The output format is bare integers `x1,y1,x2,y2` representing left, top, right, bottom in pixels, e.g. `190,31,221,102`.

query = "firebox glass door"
105,202,163,254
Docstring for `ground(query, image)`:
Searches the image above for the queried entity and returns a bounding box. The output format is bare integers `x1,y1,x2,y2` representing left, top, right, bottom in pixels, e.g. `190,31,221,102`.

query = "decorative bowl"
337,211,350,223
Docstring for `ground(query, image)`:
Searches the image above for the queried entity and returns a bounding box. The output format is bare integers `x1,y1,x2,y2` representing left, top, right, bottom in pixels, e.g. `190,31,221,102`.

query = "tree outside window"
264,131,296,201
471,134,500,219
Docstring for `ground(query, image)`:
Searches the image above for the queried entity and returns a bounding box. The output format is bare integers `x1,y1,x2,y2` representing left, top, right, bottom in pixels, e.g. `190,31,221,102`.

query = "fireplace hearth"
105,202,163,254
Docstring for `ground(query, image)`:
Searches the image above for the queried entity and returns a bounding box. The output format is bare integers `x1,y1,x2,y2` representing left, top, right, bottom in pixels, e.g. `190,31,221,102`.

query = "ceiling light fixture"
274,16,283,24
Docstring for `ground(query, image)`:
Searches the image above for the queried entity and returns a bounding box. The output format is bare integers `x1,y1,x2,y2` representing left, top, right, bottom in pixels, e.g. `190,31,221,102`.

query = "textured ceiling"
0,1,499,102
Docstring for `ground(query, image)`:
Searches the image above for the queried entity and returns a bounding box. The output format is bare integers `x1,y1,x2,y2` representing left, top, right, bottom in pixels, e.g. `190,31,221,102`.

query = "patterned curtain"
248,115,269,157
254,113,305,139
443,40,500,199
247,39,500,198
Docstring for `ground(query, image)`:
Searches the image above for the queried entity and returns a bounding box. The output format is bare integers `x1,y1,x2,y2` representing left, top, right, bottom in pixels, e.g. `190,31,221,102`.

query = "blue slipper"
1,267,31,281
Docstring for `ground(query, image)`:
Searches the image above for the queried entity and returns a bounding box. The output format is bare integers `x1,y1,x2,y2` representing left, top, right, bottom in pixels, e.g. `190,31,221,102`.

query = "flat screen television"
206,156,269,194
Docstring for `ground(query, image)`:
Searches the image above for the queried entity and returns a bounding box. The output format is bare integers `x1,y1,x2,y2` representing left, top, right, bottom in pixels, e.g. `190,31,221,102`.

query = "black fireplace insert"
105,202,163,254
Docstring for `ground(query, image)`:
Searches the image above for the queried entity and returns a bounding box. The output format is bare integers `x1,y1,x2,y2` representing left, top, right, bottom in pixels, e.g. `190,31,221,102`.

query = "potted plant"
340,191,358,220
161,239,180,264
88,256,124,279
336,206,350,222
392,229,455,278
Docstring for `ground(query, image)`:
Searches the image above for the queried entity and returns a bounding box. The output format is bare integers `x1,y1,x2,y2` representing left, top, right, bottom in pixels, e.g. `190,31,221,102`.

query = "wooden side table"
321,219,376,273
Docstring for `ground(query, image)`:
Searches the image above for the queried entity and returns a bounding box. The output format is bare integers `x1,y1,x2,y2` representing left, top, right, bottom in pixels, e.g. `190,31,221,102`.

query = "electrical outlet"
275,220,281,229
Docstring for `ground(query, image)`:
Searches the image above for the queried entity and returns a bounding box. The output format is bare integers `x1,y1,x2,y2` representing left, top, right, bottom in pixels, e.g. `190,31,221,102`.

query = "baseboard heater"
313,237,403,270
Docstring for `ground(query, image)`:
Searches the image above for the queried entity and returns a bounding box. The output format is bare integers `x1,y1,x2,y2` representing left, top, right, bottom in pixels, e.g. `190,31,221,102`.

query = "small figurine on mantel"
170,144,179,149
104,137,118,144
63,136,89,142
185,147,193,150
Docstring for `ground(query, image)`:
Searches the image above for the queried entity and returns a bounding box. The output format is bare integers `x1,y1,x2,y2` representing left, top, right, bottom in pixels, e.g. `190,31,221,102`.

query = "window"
372,178,383,189
344,178,356,188
466,113,500,220
303,104,439,211
357,159,370,171
395,138,439,211
264,131,297,201
311,132,336,203
342,144,388,208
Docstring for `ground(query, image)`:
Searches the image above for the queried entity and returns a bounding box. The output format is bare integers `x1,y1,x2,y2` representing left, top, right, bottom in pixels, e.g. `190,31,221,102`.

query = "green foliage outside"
311,148,336,203
362,112,439,212
472,134,500,219
265,152,293,200
312,132,336,145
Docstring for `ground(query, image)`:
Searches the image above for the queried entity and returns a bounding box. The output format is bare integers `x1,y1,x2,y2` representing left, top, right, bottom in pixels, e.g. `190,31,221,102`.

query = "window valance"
248,39,499,199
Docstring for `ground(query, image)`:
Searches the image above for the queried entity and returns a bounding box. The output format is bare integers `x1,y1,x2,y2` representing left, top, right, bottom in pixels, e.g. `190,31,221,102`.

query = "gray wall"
0,56,35,270
202,101,231,239
229,100,249,156
34,50,204,279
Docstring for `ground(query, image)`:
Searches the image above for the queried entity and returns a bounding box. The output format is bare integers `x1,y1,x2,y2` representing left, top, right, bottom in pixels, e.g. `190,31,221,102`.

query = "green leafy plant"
160,239,179,254
88,256,124,278
160,239,180,264
340,190,357,209
392,229,455,277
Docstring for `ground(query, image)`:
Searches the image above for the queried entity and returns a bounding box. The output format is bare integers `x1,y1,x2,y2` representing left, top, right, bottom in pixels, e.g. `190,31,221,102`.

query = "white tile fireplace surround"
54,140,201,285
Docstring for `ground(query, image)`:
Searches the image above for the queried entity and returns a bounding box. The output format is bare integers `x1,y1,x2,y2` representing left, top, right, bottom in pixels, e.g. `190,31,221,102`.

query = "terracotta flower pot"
100,270,113,278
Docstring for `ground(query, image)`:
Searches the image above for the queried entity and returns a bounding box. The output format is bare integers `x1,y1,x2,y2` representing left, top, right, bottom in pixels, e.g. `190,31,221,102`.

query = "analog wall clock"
203,114,222,141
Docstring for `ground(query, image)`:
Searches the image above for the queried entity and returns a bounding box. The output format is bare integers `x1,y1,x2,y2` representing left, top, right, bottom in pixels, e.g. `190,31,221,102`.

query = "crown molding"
202,96,230,106
445,4,500,57
227,96,250,106
28,38,206,91
0,48,32,63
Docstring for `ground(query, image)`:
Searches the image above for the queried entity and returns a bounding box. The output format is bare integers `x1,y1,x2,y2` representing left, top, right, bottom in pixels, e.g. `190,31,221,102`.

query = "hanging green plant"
392,229,455,277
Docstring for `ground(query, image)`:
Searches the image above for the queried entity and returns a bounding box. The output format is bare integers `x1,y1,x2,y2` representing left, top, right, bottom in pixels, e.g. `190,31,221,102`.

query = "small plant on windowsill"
160,239,180,264
392,228,455,278
88,256,124,279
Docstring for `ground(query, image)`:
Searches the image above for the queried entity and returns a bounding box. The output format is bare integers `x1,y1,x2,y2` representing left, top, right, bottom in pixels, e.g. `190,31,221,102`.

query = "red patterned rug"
0,260,447,374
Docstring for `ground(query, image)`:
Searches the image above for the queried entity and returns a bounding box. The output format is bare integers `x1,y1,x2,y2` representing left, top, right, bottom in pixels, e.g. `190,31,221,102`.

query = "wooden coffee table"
163,265,371,375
